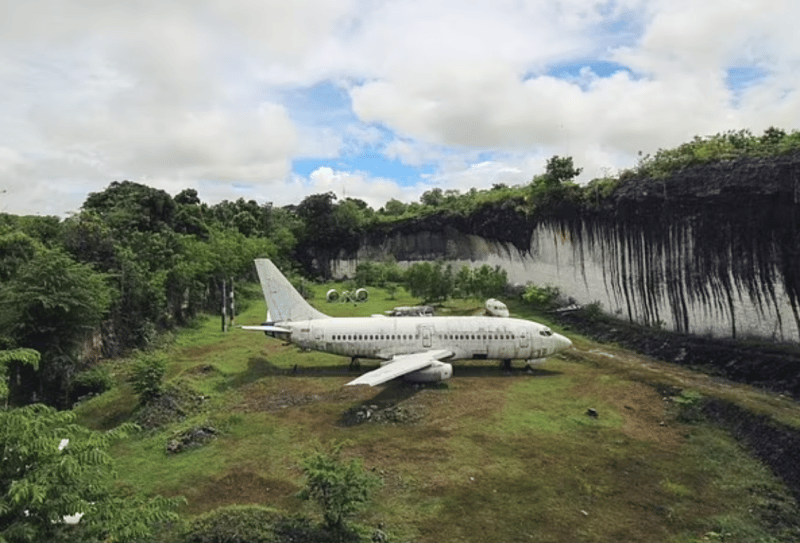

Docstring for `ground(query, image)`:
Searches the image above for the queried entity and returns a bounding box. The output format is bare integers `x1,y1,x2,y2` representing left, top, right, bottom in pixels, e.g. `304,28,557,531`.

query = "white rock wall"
334,224,799,343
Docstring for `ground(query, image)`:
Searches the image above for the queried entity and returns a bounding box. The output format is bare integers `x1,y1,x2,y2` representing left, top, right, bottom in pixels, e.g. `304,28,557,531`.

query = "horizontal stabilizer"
240,324,292,334
346,349,452,387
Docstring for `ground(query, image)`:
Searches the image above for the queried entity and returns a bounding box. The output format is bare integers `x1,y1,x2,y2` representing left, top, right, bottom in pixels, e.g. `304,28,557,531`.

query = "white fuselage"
275,315,568,362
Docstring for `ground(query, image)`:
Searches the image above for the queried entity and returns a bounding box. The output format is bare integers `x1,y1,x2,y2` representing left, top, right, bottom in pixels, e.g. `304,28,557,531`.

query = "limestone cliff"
334,153,800,343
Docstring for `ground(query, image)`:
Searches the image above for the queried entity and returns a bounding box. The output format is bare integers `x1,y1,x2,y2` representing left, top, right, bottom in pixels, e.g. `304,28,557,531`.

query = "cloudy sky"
1,0,797,216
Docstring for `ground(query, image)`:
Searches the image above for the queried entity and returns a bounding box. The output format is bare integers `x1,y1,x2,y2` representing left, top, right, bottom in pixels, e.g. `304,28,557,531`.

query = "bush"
521,284,561,310
183,504,280,543
298,443,382,531
70,365,115,402
131,352,167,404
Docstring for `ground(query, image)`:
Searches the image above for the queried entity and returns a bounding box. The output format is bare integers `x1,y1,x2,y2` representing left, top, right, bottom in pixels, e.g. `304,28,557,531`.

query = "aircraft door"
519,329,529,348
298,326,310,347
421,326,432,348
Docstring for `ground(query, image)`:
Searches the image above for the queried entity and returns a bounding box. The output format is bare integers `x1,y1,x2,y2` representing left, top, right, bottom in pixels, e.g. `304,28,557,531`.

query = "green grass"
72,283,800,543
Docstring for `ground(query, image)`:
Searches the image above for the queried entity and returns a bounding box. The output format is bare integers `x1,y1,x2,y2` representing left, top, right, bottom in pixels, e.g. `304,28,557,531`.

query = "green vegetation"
131,353,168,405
3,125,800,542
0,404,183,543
629,127,800,179
63,283,800,543
0,349,39,404
298,442,382,532
3,126,797,406
521,283,563,310
402,261,508,303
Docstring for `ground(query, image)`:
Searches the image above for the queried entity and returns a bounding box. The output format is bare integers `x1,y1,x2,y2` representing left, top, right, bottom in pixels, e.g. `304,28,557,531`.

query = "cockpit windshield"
539,327,553,337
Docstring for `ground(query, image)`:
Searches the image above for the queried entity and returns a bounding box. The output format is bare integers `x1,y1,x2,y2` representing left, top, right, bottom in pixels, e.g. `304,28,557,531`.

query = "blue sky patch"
293,155,435,186
547,60,633,80
726,66,768,91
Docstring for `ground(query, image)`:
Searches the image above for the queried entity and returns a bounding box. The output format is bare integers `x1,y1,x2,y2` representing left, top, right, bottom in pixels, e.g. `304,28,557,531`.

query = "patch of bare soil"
235,378,375,413
186,471,299,515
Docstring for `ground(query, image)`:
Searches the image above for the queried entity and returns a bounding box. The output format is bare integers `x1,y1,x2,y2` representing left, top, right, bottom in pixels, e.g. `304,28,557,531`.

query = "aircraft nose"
553,333,572,352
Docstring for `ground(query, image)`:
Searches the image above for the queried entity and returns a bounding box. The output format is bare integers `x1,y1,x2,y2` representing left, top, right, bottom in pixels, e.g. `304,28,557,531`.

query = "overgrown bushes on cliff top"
626,127,800,180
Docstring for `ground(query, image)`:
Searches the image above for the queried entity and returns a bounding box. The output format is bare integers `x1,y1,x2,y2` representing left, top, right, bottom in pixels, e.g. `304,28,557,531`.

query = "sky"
1,0,798,217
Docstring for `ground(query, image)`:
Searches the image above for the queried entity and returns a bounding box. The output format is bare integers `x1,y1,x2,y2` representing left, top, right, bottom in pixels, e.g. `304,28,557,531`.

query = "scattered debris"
340,403,423,426
134,380,208,429
166,424,218,454
586,408,599,418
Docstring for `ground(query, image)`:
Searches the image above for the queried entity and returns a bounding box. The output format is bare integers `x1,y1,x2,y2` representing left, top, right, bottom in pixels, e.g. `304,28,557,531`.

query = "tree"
0,249,113,406
298,443,381,532
0,404,183,543
381,198,407,216
529,155,583,210
405,261,454,302
454,265,508,300
420,188,444,207
82,181,176,234
544,155,582,186
0,231,39,283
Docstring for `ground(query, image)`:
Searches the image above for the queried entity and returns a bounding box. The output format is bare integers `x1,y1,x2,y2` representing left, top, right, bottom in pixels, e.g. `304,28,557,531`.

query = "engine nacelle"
402,361,453,383
326,289,340,302
355,288,369,302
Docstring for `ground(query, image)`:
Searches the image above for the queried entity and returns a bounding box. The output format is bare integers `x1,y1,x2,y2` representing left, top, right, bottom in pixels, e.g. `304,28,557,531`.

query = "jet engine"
402,361,453,383
326,289,340,302
355,288,369,302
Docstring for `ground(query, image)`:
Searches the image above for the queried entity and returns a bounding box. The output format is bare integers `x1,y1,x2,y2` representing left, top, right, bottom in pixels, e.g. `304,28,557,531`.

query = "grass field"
74,283,800,542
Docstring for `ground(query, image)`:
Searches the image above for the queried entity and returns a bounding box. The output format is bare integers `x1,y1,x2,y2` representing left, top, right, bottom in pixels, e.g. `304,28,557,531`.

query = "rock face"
334,153,800,343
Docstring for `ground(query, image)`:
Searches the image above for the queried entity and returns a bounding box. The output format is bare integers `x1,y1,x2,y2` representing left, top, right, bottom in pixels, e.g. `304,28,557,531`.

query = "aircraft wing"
345,349,453,387
241,324,292,333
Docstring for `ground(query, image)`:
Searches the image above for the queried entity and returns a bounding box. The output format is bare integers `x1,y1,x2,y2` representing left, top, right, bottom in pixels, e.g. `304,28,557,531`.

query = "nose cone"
553,333,573,352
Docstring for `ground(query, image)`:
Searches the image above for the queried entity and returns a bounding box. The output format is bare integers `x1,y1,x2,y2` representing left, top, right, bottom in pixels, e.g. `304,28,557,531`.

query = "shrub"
70,365,115,402
131,353,167,404
183,504,280,543
298,443,382,531
521,284,561,310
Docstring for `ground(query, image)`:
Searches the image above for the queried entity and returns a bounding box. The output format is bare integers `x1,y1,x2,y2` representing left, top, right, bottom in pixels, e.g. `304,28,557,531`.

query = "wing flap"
346,349,452,387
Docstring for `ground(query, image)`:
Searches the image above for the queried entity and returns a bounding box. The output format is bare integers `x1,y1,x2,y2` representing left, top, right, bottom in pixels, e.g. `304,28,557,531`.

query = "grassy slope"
74,284,800,543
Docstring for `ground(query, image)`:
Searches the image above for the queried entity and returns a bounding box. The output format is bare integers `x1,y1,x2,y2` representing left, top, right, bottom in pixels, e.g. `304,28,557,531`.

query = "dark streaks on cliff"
548,153,800,338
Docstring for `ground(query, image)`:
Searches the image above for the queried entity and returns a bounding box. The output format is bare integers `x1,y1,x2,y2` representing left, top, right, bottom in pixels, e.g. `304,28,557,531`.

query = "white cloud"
1,0,799,216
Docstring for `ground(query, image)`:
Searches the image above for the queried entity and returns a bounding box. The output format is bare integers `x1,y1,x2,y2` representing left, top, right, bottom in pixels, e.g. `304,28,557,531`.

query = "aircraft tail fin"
254,259,330,323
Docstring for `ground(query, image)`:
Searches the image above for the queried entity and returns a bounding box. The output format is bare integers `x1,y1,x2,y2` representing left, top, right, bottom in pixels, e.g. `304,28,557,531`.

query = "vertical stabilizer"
254,259,330,322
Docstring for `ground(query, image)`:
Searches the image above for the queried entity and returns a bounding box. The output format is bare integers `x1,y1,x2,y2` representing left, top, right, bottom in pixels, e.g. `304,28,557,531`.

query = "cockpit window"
539,327,553,337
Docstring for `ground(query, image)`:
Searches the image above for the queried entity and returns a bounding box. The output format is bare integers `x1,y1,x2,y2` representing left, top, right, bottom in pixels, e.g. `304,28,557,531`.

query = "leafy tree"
544,155,583,186
0,404,183,543
522,284,562,310
83,181,176,234
381,198,407,216
298,443,381,531
405,261,454,302
420,188,444,207
454,265,508,299
0,249,113,406
0,231,39,283
174,188,201,206
529,155,583,210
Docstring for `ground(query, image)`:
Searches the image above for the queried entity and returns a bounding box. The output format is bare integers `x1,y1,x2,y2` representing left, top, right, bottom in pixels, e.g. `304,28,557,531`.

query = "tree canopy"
0,404,182,543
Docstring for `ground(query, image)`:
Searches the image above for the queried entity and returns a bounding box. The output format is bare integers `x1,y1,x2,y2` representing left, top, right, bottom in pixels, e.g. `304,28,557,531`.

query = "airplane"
242,259,572,386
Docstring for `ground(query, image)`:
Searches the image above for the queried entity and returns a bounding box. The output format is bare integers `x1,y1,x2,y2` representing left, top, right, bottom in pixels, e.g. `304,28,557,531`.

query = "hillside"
74,282,800,543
